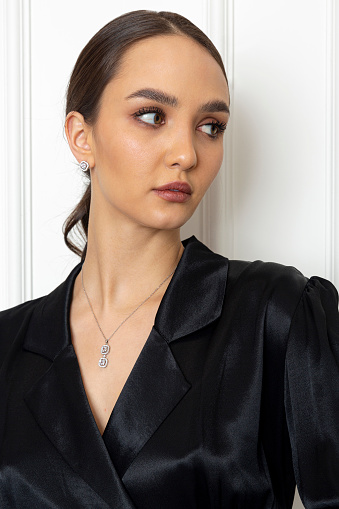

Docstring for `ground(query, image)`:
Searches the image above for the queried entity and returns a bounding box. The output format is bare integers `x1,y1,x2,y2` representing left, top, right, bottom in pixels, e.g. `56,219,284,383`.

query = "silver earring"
79,161,90,172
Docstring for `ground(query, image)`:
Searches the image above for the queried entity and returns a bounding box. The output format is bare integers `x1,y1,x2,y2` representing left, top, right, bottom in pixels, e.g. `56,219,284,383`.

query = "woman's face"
87,34,230,231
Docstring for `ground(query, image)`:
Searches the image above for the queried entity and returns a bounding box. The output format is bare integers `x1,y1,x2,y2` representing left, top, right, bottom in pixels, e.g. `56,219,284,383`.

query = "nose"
164,127,197,171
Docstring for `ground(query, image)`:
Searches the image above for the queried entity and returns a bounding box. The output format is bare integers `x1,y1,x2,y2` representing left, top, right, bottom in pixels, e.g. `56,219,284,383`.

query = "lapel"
23,264,135,507
22,236,228,494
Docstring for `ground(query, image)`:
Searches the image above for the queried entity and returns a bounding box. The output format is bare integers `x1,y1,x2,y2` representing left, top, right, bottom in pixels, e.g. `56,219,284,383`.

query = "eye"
133,107,165,126
199,121,227,138
140,112,163,125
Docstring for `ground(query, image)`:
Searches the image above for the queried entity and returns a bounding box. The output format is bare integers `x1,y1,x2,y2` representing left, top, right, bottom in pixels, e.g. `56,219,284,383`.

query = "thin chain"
81,265,176,344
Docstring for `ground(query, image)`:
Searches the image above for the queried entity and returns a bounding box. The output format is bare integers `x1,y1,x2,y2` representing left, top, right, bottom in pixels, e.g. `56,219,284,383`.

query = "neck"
80,219,184,312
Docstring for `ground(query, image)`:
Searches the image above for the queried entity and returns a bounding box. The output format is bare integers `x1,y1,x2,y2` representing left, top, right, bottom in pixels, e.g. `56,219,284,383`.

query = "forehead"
106,34,229,106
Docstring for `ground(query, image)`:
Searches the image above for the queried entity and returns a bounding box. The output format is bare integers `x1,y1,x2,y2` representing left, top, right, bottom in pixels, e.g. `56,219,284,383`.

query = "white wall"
1,0,338,305
1,2,339,505
232,0,339,282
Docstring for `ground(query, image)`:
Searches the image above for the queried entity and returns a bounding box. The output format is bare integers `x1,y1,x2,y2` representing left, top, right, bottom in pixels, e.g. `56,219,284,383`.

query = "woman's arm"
284,277,339,507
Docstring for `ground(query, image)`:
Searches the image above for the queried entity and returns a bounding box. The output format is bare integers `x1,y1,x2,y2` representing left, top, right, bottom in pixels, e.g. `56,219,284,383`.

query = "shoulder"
0,262,82,344
0,298,44,370
227,259,337,309
227,258,306,288
224,257,338,342
0,262,82,369
226,258,308,311
0,298,43,337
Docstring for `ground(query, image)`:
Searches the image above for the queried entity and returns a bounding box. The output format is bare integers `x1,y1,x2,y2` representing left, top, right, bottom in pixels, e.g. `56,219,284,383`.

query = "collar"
21,235,229,497
23,235,228,359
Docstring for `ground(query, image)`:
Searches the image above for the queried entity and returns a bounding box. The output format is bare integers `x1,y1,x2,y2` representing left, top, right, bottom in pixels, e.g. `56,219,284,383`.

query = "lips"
154,181,192,194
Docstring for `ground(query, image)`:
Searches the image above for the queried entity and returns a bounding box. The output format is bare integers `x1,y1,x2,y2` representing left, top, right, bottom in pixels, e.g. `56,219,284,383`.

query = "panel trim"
1,0,22,308
325,0,336,284
224,0,234,259
0,0,32,309
201,0,211,247
334,0,339,288
21,0,33,302
202,0,234,257
0,0,9,308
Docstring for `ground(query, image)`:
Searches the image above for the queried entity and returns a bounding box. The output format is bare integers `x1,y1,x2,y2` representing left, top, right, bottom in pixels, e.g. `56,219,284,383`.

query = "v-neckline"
66,246,186,438
22,235,228,480
70,328,155,439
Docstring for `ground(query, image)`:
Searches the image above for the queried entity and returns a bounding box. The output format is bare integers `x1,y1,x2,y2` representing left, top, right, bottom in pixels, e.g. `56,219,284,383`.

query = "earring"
79,161,90,172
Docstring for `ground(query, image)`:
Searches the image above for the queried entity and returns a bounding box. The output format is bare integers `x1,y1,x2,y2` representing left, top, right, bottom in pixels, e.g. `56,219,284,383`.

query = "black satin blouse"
0,236,339,508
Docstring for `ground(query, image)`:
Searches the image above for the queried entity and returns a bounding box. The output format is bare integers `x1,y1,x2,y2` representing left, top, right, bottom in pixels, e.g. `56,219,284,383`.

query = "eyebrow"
199,100,230,115
125,88,178,107
125,88,230,114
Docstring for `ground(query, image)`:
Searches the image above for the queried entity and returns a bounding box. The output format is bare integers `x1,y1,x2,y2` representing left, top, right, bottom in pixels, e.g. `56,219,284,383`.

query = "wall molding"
0,1,6,308
0,0,7,308
202,0,234,257
325,0,334,283
0,0,32,309
325,0,339,288
21,0,33,302
333,0,339,289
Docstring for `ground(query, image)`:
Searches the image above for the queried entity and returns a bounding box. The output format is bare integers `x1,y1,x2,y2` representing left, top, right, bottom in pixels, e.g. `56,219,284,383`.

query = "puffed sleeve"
284,276,339,507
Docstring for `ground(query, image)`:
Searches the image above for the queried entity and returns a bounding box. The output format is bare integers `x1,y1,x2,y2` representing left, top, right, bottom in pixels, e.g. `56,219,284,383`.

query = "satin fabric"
0,235,339,508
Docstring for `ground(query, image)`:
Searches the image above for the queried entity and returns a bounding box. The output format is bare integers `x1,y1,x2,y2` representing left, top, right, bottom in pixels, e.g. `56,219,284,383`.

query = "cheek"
104,130,161,178
211,150,224,177
200,146,224,188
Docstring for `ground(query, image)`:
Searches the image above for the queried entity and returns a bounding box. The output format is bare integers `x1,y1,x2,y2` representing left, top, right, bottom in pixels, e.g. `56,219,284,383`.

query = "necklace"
81,265,176,368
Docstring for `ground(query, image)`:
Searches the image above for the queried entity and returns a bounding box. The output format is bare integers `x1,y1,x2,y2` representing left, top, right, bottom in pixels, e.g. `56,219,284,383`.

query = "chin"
149,213,195,231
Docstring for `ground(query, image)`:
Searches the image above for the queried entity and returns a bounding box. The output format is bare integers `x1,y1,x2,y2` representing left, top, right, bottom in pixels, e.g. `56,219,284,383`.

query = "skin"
65,34,230,435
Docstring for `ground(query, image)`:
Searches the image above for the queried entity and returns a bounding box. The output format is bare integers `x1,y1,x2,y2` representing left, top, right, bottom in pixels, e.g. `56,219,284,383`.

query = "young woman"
0,10,338,509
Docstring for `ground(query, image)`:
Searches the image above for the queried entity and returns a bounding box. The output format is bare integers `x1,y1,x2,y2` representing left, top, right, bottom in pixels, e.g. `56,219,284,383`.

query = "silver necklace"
81,265,176,368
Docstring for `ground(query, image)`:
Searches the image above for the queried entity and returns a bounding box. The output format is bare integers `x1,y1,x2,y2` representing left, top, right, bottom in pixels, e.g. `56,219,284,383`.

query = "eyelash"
133,107,165,127
205,121,227,138
132,107,227,139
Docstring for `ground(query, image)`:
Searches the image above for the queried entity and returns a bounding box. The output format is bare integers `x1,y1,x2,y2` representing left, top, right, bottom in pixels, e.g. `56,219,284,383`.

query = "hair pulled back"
63,10,227,260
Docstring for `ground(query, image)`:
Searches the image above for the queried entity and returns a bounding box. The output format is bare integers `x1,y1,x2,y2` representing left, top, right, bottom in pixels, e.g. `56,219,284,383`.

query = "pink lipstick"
153,181,192,203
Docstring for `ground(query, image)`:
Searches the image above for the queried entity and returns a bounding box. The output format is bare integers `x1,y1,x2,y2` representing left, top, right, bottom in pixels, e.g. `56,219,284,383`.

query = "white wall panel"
232,0,330,281
200,0,235,257
230,0,339,292
334,0,339,289
0,0,32,309
6,0,336,302
0,0,9,309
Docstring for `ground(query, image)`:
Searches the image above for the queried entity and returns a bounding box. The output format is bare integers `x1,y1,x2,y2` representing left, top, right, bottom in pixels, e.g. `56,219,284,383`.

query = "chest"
70,305,158,435
0,311,293,508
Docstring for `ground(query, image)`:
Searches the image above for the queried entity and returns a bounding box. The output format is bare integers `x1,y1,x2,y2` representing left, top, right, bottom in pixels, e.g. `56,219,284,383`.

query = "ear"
65,111,95,168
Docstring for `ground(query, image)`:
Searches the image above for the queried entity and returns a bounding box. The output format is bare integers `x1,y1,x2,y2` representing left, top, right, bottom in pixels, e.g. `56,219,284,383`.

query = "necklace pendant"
98,357,108,368
82,264,176,371
98,344,110,368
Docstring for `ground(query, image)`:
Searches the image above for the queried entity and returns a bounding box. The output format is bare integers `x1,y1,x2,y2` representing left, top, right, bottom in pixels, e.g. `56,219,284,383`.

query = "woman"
0,9,338,509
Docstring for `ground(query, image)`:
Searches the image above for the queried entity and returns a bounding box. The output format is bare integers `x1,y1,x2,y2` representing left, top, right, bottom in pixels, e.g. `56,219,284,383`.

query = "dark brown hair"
63,10,228,260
